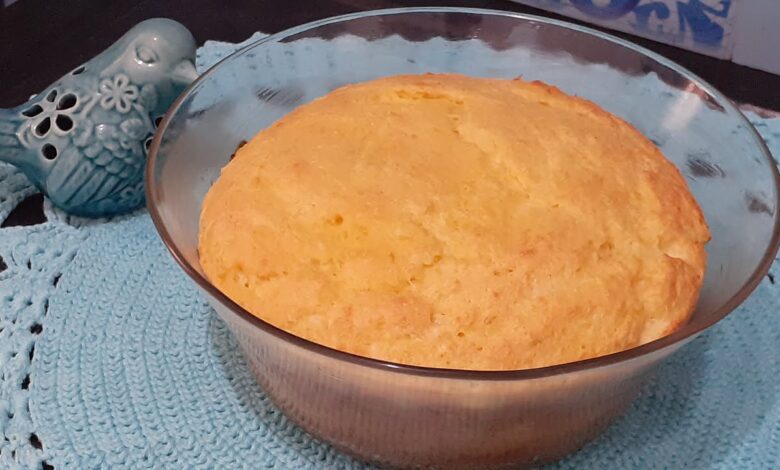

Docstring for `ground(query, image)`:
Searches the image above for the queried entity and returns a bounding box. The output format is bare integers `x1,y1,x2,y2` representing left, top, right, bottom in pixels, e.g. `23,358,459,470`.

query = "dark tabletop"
3,0,780,111
0,0,779,227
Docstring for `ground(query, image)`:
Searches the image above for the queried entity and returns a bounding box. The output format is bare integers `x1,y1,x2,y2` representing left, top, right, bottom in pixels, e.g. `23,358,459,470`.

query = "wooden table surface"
0,0,778,227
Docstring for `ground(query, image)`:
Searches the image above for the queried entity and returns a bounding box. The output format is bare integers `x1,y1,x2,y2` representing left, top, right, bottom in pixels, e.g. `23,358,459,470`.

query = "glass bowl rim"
146,6,780,381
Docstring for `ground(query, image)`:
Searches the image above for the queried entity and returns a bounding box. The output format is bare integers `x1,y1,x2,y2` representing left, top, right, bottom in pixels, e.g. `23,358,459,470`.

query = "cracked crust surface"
198,74,710,370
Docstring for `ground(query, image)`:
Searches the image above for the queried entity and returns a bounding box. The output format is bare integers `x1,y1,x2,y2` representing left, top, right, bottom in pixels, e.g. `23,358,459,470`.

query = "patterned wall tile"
510,0,736,58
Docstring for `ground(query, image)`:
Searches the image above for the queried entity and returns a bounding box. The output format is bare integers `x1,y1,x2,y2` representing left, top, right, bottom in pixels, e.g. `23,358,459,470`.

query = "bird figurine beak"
171,59,198,85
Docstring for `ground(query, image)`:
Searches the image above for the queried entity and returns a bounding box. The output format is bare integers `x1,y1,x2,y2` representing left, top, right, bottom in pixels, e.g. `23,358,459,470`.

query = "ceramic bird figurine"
0,18,197,217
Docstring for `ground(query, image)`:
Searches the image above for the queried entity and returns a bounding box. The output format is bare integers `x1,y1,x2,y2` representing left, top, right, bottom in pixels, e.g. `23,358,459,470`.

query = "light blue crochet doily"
0,33,779,469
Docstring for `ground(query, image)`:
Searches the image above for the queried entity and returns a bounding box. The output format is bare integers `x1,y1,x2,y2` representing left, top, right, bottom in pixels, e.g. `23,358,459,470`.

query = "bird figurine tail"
0,108,42,177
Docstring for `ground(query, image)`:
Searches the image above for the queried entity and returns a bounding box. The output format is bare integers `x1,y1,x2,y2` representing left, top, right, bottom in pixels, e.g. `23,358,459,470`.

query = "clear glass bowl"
147,7,780,468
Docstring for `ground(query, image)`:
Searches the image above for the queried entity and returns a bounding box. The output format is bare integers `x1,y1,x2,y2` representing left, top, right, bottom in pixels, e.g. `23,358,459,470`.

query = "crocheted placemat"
0,33,778,469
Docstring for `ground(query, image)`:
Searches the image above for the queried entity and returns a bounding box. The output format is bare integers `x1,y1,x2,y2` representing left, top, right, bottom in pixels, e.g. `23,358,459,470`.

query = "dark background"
1,0,780,111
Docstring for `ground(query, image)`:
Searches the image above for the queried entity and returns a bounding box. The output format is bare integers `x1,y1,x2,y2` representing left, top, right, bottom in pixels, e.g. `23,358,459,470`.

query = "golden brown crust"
199,74,710,370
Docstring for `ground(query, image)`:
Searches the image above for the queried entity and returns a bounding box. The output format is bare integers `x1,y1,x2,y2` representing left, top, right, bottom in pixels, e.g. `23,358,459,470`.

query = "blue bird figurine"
0,18,197,217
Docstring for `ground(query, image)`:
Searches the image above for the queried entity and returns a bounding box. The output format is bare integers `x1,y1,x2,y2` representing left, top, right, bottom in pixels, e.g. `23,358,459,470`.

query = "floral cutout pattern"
143,115,164,155
21,89,78,139
99,74,139,113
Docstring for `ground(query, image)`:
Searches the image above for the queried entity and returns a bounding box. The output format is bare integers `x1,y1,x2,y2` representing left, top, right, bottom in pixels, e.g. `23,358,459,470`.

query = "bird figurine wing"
0,114,26,171
52,88,156,213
